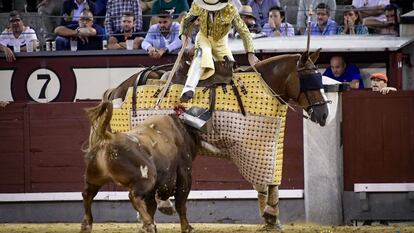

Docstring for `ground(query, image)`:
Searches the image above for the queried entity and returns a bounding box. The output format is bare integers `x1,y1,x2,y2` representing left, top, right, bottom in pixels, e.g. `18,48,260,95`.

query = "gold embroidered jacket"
180,3,254,53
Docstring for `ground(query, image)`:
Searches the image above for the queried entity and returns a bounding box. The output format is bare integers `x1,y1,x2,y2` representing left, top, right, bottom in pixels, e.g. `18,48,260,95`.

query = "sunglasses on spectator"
80,17,92,22
9,18,22,23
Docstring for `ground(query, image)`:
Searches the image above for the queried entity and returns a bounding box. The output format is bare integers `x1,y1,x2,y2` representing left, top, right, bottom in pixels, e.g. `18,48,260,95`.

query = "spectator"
105,0,143,36
297,0,336,35
108,12,144,49
305,3,337,35
247,0,280,27
352,0,389,29
239,5,262,33
262,5,294,37
323,55,364,89
55,9,104,50
337,5,369,35
0,11,38,62
370,73,396,94
151,0,189,17
61,0,96,26
37,0,65,41
141,9,181,59
378,4,400,35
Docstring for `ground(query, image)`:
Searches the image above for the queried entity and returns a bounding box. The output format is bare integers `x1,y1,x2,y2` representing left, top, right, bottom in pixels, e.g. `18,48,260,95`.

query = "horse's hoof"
182,225,195,233
260,223,283,232
262,211,277,225
140,224,157,233
80,223,92,233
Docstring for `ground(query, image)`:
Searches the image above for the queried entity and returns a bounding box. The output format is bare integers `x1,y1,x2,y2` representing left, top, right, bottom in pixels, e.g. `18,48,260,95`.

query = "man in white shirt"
0,11,38,63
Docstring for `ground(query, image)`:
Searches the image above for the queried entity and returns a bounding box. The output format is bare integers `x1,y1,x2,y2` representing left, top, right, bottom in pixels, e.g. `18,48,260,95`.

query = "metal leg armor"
180,48,203,102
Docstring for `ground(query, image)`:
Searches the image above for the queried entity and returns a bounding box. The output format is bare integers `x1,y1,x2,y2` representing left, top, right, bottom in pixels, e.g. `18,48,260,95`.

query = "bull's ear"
310,48,322,63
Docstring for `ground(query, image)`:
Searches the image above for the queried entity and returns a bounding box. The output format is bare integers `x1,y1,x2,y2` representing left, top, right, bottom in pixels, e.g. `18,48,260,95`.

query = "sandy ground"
0,223,412,233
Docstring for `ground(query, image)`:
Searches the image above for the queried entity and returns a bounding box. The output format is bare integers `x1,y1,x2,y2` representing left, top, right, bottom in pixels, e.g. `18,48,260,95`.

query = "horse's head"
292,49,329,126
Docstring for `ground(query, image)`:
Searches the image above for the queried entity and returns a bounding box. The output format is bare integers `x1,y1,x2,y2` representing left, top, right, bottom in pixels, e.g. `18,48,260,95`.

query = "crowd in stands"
0,0,409,54
0,0,410,92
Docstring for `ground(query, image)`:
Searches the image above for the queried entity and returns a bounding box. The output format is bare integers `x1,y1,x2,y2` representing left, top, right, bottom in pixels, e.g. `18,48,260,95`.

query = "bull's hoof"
157,199,176,216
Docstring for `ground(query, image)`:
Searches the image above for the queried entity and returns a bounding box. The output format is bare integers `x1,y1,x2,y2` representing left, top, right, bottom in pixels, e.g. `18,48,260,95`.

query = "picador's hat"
195,0,229,11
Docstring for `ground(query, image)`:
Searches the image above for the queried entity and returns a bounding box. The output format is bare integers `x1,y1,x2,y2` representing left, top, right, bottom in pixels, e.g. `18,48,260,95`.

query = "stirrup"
179,107,212,132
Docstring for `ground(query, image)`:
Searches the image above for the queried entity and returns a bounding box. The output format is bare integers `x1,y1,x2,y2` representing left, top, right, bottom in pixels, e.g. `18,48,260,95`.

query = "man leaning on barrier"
55,9,105,50
0,10,38,62
108,11,144,50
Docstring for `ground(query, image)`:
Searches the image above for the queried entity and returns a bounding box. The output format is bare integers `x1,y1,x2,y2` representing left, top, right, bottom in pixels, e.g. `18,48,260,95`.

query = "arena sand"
0,223,413,233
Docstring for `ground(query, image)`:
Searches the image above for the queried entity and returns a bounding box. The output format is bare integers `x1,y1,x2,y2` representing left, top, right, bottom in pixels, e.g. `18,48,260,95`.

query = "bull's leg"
263,185,283,230
129,190,156,233
80,182,101,233
174,170,193,233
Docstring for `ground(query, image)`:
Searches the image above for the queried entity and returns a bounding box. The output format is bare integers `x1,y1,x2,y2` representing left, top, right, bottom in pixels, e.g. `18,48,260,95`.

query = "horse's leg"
80,182,101,233
254,185,268,219
263,185,283,230
129,190,156,233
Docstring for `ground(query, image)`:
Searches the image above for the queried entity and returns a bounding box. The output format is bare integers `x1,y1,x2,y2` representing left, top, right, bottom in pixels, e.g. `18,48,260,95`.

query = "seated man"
305,3,337,36
323,55,364,89
0,10,38,62
352,0,389,29
55,9,104,50
108,12,144,50
239,5,261,34
141,9,181,59
378,4,400,35
370,73,396,94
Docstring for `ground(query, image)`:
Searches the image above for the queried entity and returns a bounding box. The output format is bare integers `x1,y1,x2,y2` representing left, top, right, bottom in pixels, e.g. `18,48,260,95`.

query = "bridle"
296,58,331,113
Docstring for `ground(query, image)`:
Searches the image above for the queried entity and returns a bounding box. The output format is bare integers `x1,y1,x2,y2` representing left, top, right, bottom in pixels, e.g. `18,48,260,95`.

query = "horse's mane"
256,54,301,68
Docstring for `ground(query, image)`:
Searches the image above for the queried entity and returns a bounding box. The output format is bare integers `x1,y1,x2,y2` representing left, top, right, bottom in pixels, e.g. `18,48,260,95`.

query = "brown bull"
80,101,200,233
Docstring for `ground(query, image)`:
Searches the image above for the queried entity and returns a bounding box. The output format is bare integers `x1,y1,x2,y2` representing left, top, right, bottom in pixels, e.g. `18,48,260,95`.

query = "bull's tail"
84,90,114,152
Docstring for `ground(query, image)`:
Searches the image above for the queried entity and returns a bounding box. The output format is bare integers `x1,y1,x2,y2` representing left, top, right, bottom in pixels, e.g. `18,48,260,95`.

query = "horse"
80,100,200,233
102,48,329,229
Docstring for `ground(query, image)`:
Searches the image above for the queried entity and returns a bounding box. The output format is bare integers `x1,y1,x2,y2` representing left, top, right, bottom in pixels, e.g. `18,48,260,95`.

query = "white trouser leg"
180,48,203,100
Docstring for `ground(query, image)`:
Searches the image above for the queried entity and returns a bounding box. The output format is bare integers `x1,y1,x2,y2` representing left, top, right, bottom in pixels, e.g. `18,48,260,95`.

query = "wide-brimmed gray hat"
195,0,229,11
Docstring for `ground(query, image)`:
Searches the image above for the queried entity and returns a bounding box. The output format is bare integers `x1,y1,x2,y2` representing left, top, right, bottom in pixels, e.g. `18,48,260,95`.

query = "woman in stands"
337,5,368,35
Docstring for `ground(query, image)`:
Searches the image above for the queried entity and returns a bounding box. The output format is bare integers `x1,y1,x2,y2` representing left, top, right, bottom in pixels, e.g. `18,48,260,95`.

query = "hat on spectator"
239,5,256,19
370,73,388,82
158,8,175,18
195,0,229,11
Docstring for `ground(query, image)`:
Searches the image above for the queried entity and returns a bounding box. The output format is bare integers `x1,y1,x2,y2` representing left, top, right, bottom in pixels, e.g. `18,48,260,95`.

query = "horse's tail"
84,90,114,152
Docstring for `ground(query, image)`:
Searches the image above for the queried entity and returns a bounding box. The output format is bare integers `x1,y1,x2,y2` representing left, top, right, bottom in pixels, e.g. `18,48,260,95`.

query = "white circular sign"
27,68,61,103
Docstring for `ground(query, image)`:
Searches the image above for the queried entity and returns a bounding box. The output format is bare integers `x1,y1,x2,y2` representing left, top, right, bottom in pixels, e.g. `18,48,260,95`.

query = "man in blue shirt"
306,3,337,35
323,55,364,89
141,9,181,59
55,9,104,50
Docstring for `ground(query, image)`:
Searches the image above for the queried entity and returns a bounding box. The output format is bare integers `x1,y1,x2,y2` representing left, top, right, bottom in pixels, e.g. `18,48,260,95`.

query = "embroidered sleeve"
232,12,254,53
179,4,201,37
